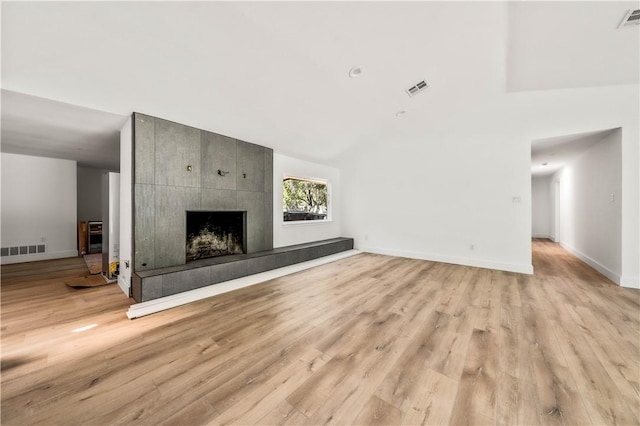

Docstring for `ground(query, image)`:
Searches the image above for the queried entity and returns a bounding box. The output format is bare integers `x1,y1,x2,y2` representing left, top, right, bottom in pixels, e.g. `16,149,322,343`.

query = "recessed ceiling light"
542,162,548,166
348,66,363,78
396,110,407,117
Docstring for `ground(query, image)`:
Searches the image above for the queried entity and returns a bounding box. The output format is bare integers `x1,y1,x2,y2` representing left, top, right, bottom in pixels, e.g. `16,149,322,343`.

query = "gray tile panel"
163,267,211,294
132,274,142,302
264,192,273,250
237,191,265,253
134,184,155,270
155,118,201,187
236,141,265,192
201,189,238,210
141,276,163,302
134,113,155,184
264,148,273,193
155,185,201,268
210,260,249,283
202,132,237,190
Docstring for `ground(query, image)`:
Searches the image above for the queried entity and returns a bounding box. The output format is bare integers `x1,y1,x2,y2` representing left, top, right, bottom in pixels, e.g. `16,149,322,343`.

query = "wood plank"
496,304,542,425
449,328,498,425
213,348,330,425
400,368,458,425
353,395,403,425
551,317,638,425
521,303,592,425
375,310,448,412
254,400,307,426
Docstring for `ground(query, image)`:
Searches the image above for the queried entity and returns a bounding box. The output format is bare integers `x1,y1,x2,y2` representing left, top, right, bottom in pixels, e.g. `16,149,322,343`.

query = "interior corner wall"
1,153,78,264
338,121,534,275
273,153,341,248
551,129,622,284
531,176,551,238
77,166,104,222
620,123,640,289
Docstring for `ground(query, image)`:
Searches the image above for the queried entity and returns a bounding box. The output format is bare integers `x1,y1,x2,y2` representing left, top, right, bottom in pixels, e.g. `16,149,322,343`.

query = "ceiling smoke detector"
618,9,640,28
405,79,430,97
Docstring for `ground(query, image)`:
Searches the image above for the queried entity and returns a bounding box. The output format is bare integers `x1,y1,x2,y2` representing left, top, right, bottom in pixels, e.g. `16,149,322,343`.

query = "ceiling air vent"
618,9,640,28
405,79,430,97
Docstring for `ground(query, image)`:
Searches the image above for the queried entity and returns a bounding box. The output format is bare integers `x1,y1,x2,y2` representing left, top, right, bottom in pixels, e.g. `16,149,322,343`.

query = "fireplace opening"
186,211,246,262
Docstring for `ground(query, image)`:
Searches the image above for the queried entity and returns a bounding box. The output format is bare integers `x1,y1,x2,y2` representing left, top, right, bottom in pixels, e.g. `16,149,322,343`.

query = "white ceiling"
508,1,639,92
1,90,126,169
1,1,638,168
531,128,618,177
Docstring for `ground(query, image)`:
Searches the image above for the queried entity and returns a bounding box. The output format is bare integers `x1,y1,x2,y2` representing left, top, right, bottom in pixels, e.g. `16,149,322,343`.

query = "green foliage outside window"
283,177,328,221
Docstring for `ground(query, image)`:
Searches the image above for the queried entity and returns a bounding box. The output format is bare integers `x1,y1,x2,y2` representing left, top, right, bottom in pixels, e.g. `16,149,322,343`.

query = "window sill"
282,219,333,226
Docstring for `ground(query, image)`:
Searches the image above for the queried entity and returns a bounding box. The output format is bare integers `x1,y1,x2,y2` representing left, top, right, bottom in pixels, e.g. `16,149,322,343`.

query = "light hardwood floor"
1,240,638,425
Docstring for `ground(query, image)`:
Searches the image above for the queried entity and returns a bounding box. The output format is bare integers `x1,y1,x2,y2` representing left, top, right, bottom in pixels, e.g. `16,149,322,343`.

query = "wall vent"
619,9,640,28
1,244,45,256
405,79,430,97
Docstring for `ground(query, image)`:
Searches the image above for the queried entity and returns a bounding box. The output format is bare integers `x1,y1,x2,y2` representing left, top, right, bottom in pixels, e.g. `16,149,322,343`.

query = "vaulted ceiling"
1,1,638,170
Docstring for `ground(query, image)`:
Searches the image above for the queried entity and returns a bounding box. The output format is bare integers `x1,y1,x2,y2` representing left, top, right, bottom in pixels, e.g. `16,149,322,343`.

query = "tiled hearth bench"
132,237,354,302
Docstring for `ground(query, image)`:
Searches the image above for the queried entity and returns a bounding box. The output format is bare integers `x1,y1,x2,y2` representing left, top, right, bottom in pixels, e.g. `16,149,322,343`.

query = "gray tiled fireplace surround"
130,113,353,303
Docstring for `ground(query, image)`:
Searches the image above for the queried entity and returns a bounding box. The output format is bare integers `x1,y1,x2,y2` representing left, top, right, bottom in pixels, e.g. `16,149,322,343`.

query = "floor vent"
619,9,640,28
1,244,45,256
406,79,430,97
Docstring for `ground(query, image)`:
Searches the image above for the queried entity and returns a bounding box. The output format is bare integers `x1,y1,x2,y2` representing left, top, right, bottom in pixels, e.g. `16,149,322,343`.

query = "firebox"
186,211,247,262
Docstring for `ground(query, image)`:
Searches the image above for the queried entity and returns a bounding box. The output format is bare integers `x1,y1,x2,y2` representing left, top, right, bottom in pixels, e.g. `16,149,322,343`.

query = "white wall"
549,179,559,242
102,172,120,279
1,153,77,264
77,166,103,222
338,85,638,279
551,130,622,284
339,124,533,274
273,153,341,247
118,117,132,296
531,176,551,238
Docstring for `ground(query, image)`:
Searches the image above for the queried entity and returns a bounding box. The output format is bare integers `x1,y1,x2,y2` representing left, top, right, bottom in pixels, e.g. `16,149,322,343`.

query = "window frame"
281,174,332,225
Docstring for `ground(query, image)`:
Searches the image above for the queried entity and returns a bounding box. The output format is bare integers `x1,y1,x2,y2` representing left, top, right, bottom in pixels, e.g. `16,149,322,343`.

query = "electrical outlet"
364,234,368,241
470,244,475,251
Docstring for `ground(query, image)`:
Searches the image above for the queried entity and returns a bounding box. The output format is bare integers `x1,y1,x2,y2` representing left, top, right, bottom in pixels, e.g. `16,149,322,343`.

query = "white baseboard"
559,242,621,285
0,250,78,265
620,276,640,290
360,246,533,275
118,275,131,297
532,234,551,239
127,249,361,319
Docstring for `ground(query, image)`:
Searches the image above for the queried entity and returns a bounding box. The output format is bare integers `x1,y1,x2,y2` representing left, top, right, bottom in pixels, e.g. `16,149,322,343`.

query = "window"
283,177,329,222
